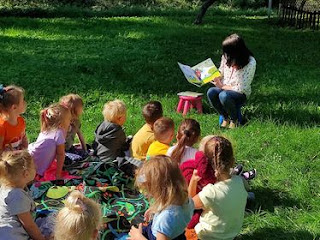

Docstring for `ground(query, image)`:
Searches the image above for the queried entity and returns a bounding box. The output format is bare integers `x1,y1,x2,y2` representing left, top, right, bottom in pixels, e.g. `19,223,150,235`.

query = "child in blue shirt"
129,155,194,240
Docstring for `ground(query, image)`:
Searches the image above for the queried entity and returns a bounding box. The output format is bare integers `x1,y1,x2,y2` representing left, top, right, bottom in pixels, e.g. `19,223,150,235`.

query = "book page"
178,62,201,87
192,58,221,84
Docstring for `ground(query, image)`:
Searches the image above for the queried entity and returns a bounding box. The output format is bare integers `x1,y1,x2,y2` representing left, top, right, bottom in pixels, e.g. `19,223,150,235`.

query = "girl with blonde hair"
0,150,45,240
54,191,102,240
59,94,87,154
129,155,194,240
28,103,71,180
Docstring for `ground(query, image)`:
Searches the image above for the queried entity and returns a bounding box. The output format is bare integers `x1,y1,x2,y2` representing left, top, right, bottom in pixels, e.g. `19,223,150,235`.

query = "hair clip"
76,198,87,212
45,109,52,119
137,174,146,183
0,84,5,100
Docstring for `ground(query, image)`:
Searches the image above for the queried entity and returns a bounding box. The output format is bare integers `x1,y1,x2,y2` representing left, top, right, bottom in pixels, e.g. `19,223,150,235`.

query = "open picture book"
178,58,221,87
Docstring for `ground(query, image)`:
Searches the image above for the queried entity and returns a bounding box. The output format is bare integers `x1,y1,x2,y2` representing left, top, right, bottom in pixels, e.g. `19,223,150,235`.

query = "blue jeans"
207,87,246,121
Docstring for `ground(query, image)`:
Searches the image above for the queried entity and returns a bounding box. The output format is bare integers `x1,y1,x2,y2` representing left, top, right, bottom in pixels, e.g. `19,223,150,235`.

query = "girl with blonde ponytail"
0,150,45,240
54,191,102,240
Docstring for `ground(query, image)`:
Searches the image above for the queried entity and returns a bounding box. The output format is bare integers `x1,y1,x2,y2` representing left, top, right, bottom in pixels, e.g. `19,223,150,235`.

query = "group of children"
0,84,255,240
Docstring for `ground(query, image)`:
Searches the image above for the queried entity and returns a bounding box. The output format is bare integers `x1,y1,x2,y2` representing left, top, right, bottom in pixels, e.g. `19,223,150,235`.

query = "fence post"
268,0,273,19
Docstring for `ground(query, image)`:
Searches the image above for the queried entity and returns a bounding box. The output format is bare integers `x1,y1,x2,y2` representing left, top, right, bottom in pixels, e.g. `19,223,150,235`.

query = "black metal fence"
279,4,320,30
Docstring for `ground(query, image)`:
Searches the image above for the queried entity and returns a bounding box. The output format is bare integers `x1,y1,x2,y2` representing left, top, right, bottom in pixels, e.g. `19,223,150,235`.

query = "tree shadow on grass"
236,227,318,240
246,187,302,213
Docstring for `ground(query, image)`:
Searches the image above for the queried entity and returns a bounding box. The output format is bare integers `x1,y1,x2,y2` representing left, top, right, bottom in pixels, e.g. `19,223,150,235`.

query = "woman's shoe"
221,119,230,128
229,121,236,129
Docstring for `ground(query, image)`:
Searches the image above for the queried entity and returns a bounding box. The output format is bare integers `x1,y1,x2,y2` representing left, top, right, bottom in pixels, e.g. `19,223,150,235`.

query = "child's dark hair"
0,85,24,116
222,33,253,69
204,136,234,179
171,119,201,164
142,101,163,125
153,117,174,142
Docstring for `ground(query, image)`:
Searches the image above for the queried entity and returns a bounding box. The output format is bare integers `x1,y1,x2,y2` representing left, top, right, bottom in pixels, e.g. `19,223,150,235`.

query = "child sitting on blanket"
0,150,46,240
28,103,71,180
146,117,174,159
131,101,163,160
93,100,128,161
167,119,200,165
0,85,28,152
54,190,102,240
59,94,87,156
129,156,194,240
188,136,248,240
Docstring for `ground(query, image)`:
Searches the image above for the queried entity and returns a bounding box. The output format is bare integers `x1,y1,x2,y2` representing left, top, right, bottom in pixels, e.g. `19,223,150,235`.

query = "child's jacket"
93,121,126,161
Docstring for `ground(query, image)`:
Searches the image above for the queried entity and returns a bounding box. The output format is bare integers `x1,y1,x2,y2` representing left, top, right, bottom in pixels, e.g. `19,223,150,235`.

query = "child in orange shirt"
0,85,28,152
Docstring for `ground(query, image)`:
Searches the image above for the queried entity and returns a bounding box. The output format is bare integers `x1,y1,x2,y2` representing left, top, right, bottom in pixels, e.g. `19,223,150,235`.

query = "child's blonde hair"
54,191,102,240
59,94,83,118
40,103,71,132
0,85,24,116
171,119,201,164
153,117,174,142
203,136,235,179
0,150,34,186
135,155,188,213
102,100,126,123
198,135,215,152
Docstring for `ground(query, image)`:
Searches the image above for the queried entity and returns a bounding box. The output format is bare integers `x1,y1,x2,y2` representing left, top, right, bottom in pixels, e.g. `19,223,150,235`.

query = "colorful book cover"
178,58,221,87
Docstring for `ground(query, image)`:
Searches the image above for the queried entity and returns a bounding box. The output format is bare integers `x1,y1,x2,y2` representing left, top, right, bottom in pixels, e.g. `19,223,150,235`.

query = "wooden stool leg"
196,99,203,114
183,100,191,116
177,99,184,113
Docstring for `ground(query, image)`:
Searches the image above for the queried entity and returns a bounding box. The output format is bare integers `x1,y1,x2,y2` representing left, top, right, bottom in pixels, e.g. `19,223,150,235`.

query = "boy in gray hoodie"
93,100,127,161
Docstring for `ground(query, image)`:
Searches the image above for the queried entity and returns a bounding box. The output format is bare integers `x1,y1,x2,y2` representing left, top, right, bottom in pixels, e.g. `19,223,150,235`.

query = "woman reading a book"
207,33,256,128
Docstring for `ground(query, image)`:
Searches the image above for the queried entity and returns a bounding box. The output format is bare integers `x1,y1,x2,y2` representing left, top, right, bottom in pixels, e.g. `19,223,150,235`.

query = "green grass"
0,7,319,240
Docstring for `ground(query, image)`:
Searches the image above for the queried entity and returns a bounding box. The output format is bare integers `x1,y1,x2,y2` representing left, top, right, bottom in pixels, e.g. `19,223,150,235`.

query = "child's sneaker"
232,164,243,175
241,169,256,180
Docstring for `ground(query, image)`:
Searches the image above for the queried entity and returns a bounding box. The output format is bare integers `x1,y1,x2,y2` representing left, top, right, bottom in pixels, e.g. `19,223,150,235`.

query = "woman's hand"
212,77,223,88
128,223,147,240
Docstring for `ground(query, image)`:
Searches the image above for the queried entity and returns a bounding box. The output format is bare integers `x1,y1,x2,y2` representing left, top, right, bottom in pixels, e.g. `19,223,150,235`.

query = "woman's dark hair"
171,119,201,164
222,33,253,69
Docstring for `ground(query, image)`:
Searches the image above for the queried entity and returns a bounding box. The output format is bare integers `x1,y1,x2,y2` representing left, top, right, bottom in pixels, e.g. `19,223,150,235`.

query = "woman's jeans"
207,87,247,121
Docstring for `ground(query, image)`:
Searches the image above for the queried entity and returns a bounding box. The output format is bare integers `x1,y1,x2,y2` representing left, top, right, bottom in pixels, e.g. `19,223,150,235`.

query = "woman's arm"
18,212,45,240
56,144,65,179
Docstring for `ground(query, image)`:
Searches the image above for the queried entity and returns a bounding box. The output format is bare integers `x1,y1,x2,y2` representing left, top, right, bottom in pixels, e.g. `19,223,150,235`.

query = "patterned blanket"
30,156,148,240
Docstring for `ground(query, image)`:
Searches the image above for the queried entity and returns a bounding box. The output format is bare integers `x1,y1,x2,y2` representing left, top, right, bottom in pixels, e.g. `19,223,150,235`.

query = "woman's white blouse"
219,55,256,97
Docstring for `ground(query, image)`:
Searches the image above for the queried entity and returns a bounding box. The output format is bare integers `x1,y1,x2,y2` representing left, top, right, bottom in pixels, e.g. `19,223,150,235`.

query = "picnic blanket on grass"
30,156,148,240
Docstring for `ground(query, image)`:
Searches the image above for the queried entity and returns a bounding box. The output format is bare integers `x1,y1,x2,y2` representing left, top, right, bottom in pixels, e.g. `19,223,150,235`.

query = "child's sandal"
242,169,256,180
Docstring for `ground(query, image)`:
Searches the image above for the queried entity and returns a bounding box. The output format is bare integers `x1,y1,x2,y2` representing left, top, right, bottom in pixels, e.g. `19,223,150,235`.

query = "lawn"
0,8,319,240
